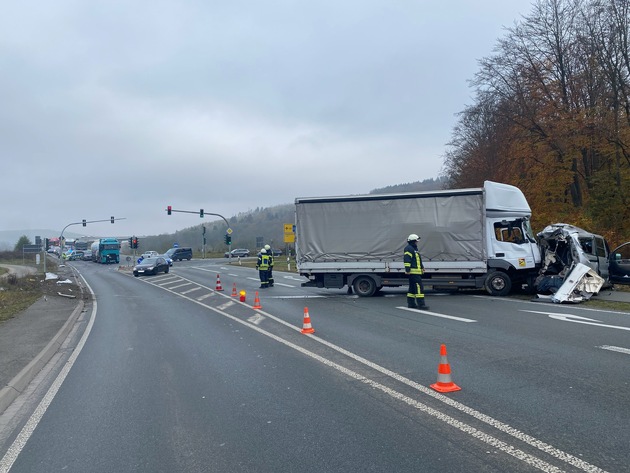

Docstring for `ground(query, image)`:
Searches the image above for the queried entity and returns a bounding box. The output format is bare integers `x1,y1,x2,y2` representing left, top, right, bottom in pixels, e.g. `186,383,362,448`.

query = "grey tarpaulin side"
295,189,486,264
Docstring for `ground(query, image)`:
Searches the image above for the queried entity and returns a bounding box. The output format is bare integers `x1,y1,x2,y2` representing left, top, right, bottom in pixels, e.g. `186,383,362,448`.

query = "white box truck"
295,181,543,297
295,181,630,298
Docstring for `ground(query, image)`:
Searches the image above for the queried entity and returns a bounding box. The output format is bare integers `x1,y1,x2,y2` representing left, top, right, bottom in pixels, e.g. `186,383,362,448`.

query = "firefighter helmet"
264,244,271,251
260,248,267,254
407,233,420,241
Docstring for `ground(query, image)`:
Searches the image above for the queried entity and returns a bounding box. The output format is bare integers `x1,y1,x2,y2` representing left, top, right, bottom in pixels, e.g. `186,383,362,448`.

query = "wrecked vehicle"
536,223,630,302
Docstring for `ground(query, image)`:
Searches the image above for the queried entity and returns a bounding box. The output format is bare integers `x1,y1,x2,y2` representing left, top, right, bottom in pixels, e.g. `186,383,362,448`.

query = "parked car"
141,251,160,259
271,248,283,256
224,248,251,258
133,257,170,277
165,247,193,261
81,250,93,261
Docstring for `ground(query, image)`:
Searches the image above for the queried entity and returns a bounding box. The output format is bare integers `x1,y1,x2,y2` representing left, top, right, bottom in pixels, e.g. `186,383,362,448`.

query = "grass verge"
0,275,43,323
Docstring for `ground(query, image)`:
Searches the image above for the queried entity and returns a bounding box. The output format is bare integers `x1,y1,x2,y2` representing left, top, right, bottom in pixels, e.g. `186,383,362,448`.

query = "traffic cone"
253,291,262,309
430,344,461,393
215,274,224,291
231,283,238,297
301,307,315,334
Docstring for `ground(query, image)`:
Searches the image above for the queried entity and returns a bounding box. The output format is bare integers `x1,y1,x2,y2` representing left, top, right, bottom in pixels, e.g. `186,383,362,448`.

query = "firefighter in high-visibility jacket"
264,244,274,287
256,248,270,289
404,233,429,310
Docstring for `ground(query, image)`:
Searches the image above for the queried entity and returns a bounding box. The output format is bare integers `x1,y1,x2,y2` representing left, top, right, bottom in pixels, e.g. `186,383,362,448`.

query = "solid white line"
150,274,604,473
598,345,630,355
0,275,98,473
398,307,477,322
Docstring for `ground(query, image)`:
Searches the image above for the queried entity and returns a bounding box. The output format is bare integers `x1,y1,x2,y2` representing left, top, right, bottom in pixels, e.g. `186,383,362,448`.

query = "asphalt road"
1,259,629,472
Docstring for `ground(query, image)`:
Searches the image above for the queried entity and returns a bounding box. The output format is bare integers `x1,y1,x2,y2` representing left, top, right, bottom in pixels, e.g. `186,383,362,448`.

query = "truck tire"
485,271,512,296
352,276,377,297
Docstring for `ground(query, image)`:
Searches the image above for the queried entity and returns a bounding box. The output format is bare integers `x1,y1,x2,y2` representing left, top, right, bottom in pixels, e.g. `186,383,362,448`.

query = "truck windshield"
494,218,535,244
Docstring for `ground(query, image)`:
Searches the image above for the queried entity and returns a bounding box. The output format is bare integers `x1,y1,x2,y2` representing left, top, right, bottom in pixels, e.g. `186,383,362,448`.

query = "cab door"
609,242,630,285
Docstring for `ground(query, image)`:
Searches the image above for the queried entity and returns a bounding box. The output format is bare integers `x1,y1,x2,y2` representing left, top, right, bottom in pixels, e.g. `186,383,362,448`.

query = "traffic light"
167,205,172,215
132,237,139,249
111,216,115,224
129,237,133,247
200,209,204,218
224,234,232,245
82,219,86,227
44,238,49,250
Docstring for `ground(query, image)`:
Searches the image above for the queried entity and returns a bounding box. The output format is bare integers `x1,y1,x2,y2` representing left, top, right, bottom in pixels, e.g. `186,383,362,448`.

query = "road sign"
23,244,42,254
284,223,295,243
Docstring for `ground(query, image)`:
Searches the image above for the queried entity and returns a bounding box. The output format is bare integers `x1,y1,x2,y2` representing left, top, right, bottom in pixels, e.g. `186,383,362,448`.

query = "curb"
0,298,85,415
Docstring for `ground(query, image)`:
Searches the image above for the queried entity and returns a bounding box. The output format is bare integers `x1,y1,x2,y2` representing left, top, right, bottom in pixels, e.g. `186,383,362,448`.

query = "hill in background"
2,178,445,254
138,178,446,255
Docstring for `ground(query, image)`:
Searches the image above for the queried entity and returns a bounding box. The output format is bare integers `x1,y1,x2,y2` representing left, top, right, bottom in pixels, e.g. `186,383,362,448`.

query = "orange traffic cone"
231,283,238,297
253,291,262,309
215,274,224,291
301,307,315,334
430,344,461,393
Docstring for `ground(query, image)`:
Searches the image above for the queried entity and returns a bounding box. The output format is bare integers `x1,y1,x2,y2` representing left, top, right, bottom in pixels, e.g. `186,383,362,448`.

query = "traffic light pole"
166,207,232,258
59,217,125,257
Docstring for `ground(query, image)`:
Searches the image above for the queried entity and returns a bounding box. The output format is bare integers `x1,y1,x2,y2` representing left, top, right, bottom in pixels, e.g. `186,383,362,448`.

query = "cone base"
430,382,461,393
301,328,315,334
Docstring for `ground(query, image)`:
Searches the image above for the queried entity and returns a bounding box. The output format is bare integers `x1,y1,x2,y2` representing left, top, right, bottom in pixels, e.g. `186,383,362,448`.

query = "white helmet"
264,244,271,250
407,233,420,241
260,248,267,254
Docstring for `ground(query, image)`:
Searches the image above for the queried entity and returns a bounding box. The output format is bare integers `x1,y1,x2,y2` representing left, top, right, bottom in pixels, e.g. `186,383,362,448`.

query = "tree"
14,235,33,252
443,0,630,244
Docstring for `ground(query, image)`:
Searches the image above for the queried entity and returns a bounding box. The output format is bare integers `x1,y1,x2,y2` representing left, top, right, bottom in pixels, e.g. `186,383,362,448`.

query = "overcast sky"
1,0,528,238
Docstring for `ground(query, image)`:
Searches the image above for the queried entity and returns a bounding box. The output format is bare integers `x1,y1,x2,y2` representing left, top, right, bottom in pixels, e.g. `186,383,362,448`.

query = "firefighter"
404,233,429,310
256,248,270,288
264,244,274,287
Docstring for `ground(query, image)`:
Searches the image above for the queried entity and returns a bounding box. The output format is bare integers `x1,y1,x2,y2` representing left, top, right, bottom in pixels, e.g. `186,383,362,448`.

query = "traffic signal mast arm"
165,207,229,227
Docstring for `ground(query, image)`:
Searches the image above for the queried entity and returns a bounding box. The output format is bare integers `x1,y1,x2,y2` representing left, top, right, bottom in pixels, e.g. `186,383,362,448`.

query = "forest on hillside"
441,0,630,247
137,179,446,254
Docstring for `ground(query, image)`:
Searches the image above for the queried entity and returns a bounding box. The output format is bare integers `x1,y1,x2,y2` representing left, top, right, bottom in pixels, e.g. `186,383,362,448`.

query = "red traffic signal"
167,205,172,215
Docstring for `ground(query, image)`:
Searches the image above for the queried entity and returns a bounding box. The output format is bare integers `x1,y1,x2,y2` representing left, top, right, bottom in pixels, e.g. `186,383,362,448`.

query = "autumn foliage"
442,0,630,248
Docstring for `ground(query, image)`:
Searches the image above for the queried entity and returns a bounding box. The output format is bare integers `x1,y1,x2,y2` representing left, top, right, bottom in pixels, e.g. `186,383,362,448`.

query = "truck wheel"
352,276,377,297
485,271,512,296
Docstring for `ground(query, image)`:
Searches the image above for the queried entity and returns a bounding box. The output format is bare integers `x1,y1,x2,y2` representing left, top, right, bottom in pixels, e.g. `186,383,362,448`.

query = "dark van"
165,247,193,261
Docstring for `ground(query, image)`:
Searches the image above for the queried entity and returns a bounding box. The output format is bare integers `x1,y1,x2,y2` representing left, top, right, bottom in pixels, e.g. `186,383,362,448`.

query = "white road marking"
142,274,605,473
197,293,214,301
398,307,477,323
248,314,265,325
523,310,630,332
165,282,193,290
182,287,202,295
598,345,630,355
157,278,182,286
0,275,98,473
